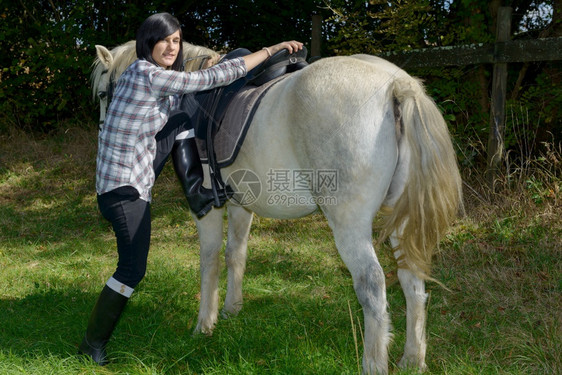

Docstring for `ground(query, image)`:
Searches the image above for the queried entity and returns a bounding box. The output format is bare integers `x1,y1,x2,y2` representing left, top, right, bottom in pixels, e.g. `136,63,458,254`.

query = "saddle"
248,47,309,86
193,46,308,140
190,47,309,206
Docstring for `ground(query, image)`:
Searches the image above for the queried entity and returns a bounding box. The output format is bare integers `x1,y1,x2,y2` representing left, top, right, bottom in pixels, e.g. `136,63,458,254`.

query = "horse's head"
91,45,115,128
91,41,138,128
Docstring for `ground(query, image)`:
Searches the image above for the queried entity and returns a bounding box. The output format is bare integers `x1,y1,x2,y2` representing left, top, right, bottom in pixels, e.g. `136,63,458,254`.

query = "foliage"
515,66,562,134
0,1,92,131
0,0,559,159
180,0,325,51
0,0,323,132
323,0,560,167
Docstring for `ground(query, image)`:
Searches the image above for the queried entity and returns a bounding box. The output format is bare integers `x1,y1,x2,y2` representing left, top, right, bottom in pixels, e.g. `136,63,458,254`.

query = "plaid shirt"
96,57,247,201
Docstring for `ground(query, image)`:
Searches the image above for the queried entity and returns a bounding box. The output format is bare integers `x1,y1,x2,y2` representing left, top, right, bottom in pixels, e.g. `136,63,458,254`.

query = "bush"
0,19,96,132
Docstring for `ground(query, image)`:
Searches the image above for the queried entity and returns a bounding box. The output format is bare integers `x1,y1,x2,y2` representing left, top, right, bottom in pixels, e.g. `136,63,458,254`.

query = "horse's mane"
182,42,221,71
91,40,220,99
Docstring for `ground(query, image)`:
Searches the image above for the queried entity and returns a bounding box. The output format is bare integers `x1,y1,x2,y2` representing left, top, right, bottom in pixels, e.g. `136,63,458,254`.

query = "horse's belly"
222,164,319,219
250,191,318,219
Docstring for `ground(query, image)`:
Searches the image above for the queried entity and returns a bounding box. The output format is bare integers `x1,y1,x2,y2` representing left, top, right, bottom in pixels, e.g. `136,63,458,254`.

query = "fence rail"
382,37,562,68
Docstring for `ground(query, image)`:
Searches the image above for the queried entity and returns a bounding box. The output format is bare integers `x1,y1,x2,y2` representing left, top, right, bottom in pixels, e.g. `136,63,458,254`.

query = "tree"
177,0,325,51
0,0,559,147
0,1,94,130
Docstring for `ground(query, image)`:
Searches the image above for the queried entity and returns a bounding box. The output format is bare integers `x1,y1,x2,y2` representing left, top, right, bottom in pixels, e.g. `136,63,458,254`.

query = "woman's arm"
148,40,303,97
149,57,247,97
242,41,303,71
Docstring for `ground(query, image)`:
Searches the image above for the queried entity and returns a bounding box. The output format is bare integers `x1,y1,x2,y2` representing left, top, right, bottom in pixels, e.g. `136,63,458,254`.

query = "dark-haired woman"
78,12,302,365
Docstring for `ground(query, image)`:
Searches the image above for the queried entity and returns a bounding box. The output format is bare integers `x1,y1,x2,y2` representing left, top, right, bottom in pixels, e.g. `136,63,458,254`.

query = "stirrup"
189,185,233,218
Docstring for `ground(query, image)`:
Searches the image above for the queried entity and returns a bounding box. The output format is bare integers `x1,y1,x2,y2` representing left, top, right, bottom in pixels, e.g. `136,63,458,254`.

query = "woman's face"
152,30,181,68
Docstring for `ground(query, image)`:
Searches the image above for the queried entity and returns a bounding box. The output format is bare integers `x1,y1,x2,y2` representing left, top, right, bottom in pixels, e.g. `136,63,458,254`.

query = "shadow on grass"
0,288,99,357
0,279,367,374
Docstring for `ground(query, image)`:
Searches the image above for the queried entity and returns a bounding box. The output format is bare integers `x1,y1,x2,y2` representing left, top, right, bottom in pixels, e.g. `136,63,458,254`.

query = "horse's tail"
378,77,463,280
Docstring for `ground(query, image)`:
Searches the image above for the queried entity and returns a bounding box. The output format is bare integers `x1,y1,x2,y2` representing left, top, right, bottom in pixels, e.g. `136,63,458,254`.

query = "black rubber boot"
172,137,231,218
78,285,128,366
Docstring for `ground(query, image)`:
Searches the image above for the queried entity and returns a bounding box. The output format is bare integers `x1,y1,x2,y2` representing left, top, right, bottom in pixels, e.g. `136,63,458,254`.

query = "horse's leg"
390,233,428,372
222,205,253,318
193,207,225,335
330,220,390,375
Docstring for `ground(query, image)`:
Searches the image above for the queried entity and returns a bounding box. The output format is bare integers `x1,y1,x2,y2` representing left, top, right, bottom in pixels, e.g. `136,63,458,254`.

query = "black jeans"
97,110,192,288
98,188,150,288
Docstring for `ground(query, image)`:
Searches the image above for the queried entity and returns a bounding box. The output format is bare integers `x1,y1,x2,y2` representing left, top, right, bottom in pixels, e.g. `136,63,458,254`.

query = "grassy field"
0,126,560,374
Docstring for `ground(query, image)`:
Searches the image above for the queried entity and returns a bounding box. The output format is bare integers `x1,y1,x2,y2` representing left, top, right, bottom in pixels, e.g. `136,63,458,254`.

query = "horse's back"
284,56,400,172
228,56,401,218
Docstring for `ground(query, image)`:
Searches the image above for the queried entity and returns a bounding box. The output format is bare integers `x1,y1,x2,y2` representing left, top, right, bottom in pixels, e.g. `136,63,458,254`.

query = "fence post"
486,7,512,189
311,14,322,62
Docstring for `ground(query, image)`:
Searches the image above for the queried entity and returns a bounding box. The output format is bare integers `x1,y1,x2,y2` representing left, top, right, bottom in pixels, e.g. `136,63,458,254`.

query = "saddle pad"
196,74,288,168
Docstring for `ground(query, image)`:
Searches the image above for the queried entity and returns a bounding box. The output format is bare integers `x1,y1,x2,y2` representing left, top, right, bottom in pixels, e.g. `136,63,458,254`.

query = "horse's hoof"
398,355,427,372
220,305,242,320
193,324,214,337
220,309,233,320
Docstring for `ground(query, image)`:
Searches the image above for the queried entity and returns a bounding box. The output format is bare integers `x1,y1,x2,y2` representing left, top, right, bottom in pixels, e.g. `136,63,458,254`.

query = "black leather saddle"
188,47,309,206
193,46,308,140
248,47,308,86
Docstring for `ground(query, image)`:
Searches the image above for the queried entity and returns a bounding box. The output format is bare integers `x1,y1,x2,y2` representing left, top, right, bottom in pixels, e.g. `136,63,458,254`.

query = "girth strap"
205,86,228,207
198,47,309,206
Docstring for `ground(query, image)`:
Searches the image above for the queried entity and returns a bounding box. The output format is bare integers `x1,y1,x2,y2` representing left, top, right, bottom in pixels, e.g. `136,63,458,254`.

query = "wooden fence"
311,7,562,188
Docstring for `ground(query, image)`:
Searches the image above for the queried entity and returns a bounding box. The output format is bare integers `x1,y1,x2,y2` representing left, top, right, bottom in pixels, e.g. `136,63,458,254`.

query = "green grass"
0,126,560,374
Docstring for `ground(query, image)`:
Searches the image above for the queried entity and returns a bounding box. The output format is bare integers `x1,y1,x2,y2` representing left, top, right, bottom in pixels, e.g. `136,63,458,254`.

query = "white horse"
92,41,462,374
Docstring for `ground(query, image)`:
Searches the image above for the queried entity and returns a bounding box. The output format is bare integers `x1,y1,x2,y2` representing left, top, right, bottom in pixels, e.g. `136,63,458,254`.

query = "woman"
79,12,302,365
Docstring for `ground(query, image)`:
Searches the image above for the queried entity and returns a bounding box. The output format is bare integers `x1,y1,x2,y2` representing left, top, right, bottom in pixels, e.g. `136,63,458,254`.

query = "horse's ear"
95,45,113,68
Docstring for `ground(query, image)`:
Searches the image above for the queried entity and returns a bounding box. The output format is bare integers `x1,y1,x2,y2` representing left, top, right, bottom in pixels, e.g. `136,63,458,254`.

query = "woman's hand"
242,40,304,71
266,40,304,55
